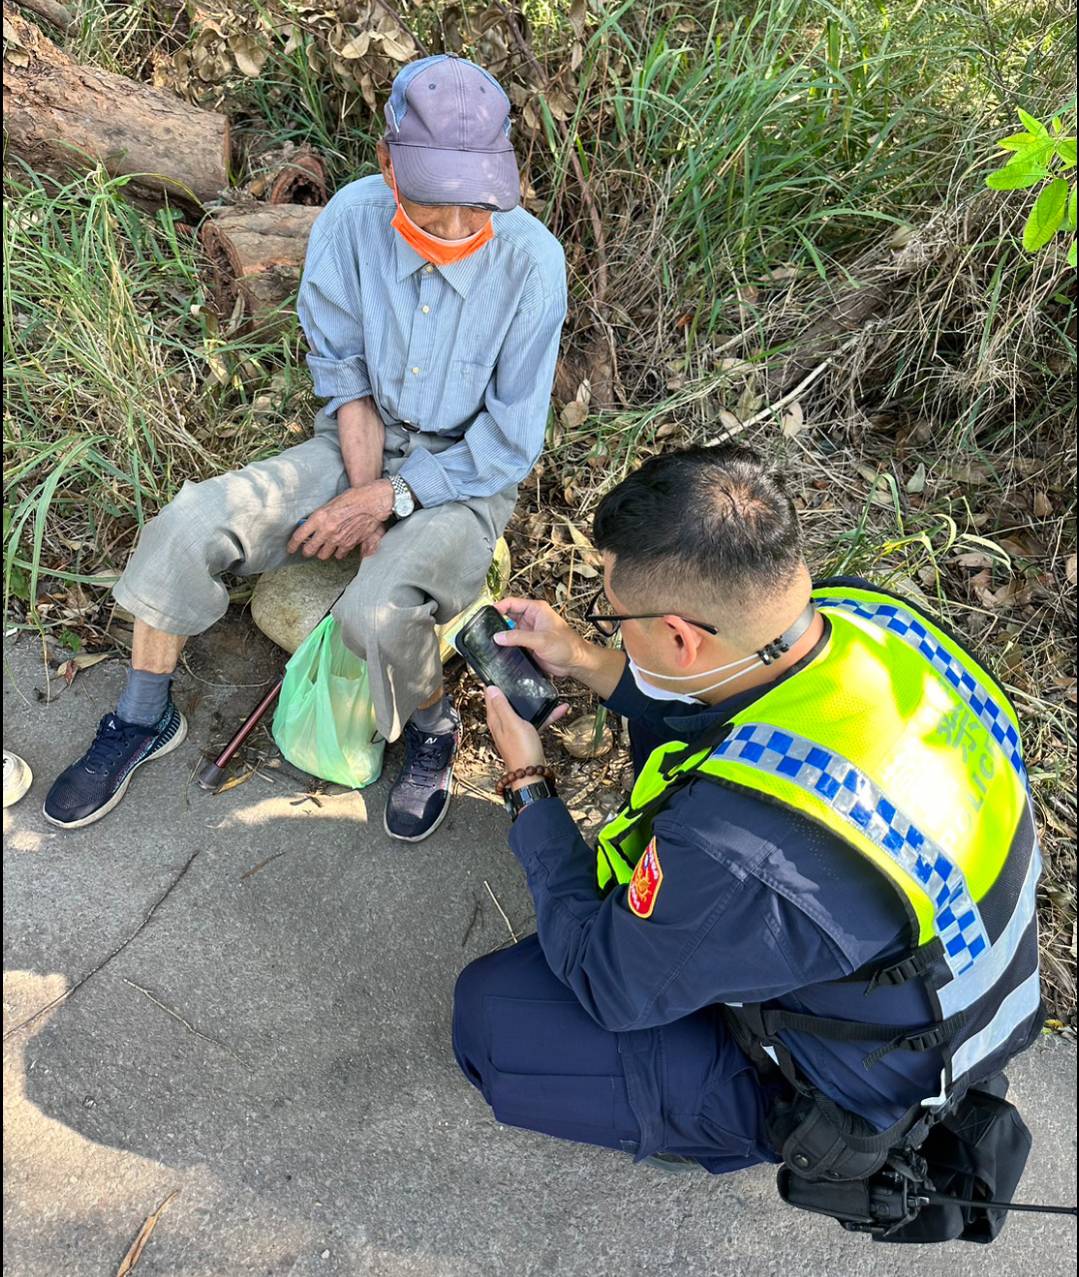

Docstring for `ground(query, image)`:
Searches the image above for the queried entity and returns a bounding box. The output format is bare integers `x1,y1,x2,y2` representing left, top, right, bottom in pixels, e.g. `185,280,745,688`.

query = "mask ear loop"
631,604,818,690
630,651,760,682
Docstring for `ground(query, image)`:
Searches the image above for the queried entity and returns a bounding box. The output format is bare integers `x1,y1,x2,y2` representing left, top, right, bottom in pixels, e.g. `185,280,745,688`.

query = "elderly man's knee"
333,579,412,661
137,479,218,560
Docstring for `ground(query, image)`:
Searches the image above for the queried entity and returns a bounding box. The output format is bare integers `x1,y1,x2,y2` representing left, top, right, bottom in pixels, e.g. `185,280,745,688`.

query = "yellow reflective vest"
596,583,1041,1100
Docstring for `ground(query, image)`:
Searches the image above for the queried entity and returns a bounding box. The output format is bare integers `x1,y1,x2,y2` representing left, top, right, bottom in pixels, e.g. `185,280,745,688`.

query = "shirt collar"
392,230,487,299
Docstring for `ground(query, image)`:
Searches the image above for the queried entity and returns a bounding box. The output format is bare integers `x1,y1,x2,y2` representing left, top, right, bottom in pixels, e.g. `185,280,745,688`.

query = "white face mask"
627,652,765,704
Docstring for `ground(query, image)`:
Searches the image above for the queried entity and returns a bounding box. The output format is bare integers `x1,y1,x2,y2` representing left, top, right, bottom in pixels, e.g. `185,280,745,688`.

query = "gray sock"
116,668,172,727
409,694,455,737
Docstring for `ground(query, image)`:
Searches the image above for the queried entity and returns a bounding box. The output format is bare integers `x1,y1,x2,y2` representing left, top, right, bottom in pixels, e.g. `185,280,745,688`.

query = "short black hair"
592,445,804,610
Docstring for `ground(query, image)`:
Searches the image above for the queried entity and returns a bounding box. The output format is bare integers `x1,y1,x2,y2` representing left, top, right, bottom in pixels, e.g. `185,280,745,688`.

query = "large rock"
250,538,512,662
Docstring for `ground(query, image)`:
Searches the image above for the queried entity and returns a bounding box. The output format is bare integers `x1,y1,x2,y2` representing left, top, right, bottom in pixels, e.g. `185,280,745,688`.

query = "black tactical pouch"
775,1078,1033,1244
876,1080,1032,1244
767,1092,897,1183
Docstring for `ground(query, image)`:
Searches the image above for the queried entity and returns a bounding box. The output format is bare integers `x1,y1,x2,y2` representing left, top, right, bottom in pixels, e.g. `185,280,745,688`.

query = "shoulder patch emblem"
627,838,663,919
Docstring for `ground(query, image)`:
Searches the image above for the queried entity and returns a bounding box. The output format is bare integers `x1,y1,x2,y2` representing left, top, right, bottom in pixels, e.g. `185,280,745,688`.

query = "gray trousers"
113,414,517,740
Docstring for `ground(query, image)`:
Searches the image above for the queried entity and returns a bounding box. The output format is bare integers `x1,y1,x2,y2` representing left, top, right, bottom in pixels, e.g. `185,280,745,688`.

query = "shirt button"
421,305,430,314
411,366,420,375
423,264,434,274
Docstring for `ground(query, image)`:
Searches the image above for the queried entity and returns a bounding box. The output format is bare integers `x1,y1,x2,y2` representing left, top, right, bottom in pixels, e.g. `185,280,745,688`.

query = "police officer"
452,444,1041,1180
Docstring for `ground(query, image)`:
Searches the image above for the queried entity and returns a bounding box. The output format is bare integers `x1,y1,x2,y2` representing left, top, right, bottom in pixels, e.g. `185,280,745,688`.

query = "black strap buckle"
757,603,816,666
863,940,944,996
861,1014,965,1070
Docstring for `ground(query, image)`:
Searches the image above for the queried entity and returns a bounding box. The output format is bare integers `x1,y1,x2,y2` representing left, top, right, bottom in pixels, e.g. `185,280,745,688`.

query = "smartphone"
455,606,561,728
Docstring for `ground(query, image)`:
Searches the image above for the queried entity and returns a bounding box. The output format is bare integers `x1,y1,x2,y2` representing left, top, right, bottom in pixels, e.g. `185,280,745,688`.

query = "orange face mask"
389,168,494,267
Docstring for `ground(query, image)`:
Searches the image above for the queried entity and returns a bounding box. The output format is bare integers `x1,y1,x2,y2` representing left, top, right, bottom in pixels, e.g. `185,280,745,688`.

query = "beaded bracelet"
495,765,557,797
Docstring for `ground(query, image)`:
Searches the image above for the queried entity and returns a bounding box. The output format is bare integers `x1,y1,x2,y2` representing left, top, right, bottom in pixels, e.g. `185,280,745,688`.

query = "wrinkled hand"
360,527,386,560
287,481,394,560
493,596,589,679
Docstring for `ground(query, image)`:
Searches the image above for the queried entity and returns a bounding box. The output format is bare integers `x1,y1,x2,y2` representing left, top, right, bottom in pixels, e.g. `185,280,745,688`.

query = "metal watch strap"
507,779,556,819
387,473,414,523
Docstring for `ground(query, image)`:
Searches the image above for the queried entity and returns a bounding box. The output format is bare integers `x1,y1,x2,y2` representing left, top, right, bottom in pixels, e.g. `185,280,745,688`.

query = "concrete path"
3,630,1076,1276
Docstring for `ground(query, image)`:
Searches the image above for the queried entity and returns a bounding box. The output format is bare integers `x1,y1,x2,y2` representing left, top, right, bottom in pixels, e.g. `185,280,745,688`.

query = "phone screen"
455,606,560,728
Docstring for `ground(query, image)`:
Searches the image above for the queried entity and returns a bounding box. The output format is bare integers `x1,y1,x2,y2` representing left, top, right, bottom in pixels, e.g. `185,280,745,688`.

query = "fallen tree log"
200,204,321,330
11,0,71,30
2,3,229,208
268,147,329,207
758,229,938,398
246,145,330,207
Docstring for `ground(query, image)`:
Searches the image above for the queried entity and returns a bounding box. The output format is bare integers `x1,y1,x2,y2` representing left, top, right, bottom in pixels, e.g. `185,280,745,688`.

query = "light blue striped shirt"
297,174,567,507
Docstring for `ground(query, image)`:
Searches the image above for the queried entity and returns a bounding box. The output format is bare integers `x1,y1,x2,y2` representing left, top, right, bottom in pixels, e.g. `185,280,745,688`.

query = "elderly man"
45,55,567,842
453,445,1040,1236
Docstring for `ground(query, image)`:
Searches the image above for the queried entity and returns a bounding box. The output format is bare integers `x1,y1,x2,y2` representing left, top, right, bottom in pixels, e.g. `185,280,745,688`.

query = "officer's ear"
663,614,704,669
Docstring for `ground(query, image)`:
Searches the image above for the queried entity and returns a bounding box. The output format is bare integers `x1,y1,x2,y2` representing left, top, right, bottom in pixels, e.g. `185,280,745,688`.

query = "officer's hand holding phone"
454,604,569,773
483,685,553,774
491,597,591,679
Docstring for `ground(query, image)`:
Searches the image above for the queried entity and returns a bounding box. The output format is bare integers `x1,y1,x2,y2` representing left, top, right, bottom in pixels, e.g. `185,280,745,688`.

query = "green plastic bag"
272,617,384,789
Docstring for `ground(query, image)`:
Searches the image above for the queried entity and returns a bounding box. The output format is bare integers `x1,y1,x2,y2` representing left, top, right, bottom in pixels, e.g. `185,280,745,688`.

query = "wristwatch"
504,778,556,820
387,473,415,521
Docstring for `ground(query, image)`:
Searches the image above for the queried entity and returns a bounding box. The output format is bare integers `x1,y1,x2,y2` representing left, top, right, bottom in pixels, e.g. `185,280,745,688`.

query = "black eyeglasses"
582,588,719,639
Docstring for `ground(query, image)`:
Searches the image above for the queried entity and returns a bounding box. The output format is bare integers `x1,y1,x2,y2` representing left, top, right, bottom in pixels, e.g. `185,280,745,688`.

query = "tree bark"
2,3,229,208
11,0,72,30
268,147,329,206
200,205,321,330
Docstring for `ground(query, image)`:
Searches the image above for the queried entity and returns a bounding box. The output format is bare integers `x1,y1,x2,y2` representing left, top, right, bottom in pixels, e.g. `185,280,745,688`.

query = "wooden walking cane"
197,674,286,790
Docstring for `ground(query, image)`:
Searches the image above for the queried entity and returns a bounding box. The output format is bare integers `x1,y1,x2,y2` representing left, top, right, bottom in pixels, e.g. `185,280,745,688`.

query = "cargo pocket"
487,1068,626,1144
484,995,639,1151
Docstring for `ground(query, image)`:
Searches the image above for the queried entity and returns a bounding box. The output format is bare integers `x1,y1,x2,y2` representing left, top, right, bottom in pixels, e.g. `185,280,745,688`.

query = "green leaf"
1017,107,1048,138
1022,177,1069,252
996,132,1039,152
1065,184,1078,233
1055,138,1078,168
1068,239,1077,268
986,153,1051,189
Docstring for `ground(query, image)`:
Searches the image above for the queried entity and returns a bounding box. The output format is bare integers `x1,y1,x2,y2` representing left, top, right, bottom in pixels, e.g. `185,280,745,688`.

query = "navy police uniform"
452,579,950,1169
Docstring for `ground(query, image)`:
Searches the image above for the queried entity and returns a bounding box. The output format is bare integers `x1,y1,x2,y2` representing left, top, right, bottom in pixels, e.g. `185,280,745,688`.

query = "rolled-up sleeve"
398,285,566,506
297,221,372,418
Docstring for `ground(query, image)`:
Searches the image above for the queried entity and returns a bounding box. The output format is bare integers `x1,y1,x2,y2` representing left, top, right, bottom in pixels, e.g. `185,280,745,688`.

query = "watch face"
392,479,413,518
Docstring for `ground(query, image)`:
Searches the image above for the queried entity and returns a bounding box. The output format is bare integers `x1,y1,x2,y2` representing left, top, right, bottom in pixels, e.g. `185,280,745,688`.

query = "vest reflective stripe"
952,965,1042,1084
821,590,1027,789
939,844,1040,1019
712,724,989,976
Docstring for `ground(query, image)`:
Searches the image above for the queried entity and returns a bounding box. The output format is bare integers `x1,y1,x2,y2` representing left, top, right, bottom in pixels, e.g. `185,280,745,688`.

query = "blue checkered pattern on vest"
712,725,989,976
825,596,1027,789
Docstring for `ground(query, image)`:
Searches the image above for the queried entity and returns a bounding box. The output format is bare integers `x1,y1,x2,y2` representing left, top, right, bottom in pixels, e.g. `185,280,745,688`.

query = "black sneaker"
42,703,187,830
383,710,461,843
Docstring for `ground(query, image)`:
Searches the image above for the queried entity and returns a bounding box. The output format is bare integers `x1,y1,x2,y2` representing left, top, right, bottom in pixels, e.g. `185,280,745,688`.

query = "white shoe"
3,750,33,808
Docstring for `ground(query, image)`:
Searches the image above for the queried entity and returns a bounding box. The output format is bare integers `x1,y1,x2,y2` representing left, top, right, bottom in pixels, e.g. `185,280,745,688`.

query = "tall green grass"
3,166,312,610
550,0,1075,340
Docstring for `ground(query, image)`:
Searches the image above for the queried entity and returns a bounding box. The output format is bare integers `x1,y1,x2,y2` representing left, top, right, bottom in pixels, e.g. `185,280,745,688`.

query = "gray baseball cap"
384,55,520,212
